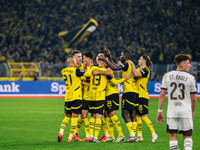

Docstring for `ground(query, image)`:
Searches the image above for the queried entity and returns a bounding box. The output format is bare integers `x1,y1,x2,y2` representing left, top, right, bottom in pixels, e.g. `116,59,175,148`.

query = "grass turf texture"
0,98,199,150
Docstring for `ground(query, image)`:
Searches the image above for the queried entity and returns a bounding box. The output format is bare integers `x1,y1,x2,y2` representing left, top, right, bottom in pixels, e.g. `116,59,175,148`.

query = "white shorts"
167,118,193,136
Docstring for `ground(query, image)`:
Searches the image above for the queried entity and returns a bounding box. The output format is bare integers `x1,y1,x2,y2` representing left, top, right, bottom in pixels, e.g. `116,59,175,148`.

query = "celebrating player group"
57,49,196,149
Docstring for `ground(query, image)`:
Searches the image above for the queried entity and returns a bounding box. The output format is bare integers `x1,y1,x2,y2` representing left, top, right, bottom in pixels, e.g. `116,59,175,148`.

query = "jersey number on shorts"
170,82,185,100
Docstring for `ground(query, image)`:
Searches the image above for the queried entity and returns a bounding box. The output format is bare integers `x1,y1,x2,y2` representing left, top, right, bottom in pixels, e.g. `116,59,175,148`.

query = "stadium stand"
0,0,200,80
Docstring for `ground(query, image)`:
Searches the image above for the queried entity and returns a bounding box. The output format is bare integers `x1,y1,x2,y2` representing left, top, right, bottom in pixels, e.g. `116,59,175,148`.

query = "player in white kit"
156,54,197,150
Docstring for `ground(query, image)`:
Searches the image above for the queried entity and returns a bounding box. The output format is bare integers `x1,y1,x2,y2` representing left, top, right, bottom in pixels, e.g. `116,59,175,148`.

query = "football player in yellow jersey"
79,52,113,143
87,54,113,143
94,49,127,142
99,50,138,143
79,51,96,142
89,54,113,143
71,50,84,141
128,54,158,142
57,57,87,142
72,50,83,69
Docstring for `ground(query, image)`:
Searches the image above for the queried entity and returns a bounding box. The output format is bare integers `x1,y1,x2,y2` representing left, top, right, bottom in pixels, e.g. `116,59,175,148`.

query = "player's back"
162,70,196,118
136,67,150,99
89,65,108,100
61,67,82,101
121,62,138,93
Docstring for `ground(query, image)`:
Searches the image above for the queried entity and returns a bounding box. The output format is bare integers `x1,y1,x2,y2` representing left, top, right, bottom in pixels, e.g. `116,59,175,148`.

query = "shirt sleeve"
140,68,149,77
120,62,128,71
106,75,113,80
161,73,168,90
109,77,125,85
76,68,85,77
190,76,197,94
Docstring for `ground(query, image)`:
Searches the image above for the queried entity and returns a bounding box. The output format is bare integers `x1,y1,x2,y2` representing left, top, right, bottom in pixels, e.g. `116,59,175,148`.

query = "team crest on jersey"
120,64,124,68
141,70,145,75
107,100,112,109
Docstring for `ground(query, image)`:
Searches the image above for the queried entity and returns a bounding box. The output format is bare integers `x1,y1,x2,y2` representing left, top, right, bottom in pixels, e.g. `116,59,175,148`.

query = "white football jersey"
161,70,196,118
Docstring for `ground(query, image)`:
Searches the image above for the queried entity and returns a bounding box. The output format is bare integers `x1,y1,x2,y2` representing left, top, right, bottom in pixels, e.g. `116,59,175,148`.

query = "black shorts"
82,99,89,110
136,98,149,115
88,100,105,115
65,100,82,114
105,94,119,113
121,92,138,111
82,99,93,113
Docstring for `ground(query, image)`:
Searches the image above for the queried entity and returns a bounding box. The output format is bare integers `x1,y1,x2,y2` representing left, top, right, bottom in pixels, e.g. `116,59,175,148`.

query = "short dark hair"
174,54,191,65
84,51,93,59
123,50,131,60
72,50,81,56
98,51,108,58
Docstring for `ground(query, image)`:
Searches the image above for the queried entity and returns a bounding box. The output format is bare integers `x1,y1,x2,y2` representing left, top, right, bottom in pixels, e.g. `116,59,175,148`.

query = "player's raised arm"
98,55,122,70
104,48,114,64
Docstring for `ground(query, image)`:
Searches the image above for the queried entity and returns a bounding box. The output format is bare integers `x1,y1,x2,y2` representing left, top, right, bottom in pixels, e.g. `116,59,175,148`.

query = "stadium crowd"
0,0,199,76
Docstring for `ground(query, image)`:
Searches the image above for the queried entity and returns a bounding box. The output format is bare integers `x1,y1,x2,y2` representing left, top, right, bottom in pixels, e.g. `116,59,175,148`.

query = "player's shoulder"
165,70,175,76
61,67,75,73
77,63,83,69
61,67,67,73
179,71,196,80
141,67,150,73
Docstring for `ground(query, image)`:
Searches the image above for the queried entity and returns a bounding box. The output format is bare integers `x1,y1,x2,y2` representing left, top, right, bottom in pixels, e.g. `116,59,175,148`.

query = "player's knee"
108,111,116,117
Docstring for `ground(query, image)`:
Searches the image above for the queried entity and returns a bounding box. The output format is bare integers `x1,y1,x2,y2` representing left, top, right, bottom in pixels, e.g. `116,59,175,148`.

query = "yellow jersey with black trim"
120,62,138,93
105,74,125,96
88,66,108,101
82,66,90,100
77,63,83,69
136,67,150,99
61,67,85,102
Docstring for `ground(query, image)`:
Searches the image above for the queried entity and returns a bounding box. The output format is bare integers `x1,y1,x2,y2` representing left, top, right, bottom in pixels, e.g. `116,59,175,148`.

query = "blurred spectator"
0,51,6,62
33,72,39,81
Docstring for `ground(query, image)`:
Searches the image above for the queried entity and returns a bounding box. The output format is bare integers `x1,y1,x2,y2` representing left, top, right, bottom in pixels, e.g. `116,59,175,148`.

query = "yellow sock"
126,122,135,136
76,115,83,133
111,115,123,137
105,117,114,137
69,117,78,138
94,118,101,139
101,117,109,135
142,117,155,134
83,118,90,137
89,118,95,137
60,116,71,134
132,122,137,135
136,116,142,136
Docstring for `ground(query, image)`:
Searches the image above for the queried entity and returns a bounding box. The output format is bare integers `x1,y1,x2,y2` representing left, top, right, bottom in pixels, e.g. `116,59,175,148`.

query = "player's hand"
192,112,194,119
92,70,99,75
83,62,87,70
118,60,122,65
127,60,134,65
124,74,131,80
156,112,163,124
104,48,111,56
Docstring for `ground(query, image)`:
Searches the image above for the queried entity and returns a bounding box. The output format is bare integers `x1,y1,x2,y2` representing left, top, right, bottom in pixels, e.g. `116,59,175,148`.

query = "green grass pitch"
0,98,199,150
